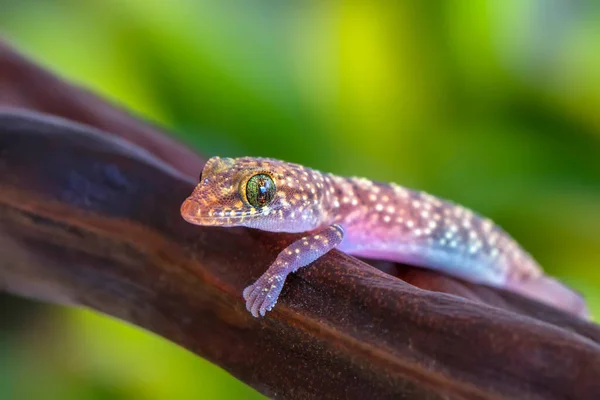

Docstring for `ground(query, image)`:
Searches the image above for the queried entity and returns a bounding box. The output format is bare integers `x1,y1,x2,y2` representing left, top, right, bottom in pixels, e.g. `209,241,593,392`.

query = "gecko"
180,156,588,319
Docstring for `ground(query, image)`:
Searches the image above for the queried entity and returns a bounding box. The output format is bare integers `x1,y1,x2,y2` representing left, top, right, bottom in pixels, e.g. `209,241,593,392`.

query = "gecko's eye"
246,174,276,208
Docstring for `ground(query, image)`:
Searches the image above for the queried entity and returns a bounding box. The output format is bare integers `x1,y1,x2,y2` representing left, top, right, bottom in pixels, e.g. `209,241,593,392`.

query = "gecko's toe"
247,296,260,317
259,299,272,317
261,299,277,316
252,292,268,317
258,284,282,317
242,285,253,301
244,284,262,304
250,295,265,318
258,297,272,317
243,285,262,317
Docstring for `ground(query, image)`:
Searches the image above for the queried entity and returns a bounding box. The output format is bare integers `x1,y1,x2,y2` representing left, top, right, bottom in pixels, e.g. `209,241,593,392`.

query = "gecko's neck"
319,175,402,226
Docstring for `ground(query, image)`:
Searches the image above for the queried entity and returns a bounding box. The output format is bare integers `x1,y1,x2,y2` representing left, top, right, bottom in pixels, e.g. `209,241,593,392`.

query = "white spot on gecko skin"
375,204,383,211
482,219,493,232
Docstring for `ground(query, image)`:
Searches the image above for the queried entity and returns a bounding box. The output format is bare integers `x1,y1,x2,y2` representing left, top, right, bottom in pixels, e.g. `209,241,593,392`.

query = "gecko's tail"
508,275,590,320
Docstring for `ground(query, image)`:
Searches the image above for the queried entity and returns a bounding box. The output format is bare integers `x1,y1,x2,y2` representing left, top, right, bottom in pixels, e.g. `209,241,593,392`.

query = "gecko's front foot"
241,225,344,317
243,273,285,317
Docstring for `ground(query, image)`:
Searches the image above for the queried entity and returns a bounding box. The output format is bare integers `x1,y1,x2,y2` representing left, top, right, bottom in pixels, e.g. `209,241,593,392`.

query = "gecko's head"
181,156,326,232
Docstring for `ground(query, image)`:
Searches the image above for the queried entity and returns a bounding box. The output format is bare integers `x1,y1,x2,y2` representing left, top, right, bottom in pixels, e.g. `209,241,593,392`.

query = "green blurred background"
1,0,599,398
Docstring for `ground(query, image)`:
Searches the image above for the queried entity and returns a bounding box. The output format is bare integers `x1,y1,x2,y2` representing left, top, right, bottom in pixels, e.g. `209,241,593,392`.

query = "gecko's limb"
243,224,344,317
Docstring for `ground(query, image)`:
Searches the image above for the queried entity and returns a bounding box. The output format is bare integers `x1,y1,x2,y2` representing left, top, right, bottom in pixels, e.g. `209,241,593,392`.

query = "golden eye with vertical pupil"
246,174,276,208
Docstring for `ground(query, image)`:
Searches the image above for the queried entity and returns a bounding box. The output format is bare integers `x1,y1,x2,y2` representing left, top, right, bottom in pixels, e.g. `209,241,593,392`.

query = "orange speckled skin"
181,157,588,318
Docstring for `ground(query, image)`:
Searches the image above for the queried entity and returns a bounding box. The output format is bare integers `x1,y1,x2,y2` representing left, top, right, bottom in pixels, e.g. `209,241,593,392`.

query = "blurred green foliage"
0,1,599,398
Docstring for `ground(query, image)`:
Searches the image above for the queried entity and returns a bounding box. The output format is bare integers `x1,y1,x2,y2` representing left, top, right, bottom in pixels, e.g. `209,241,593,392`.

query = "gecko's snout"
180,192,256,227
180,197,202,224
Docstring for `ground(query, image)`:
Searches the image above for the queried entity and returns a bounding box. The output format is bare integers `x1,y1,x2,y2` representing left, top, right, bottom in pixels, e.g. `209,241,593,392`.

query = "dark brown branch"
0,110,599,400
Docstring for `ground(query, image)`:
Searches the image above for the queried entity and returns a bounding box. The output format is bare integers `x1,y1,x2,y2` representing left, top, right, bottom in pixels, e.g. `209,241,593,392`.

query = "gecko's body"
181,156,588,318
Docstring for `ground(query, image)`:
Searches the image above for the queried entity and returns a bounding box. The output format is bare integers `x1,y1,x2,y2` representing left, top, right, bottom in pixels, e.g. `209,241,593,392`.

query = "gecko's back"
327,176,537,284
321,174,587,317
181,156,589,318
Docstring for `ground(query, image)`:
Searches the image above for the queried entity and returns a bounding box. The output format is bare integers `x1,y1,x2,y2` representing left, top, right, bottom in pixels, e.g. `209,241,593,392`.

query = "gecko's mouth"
180,198,259,227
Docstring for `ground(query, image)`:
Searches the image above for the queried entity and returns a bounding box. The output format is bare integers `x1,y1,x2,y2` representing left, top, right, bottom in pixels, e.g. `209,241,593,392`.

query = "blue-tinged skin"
181,156,589,319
